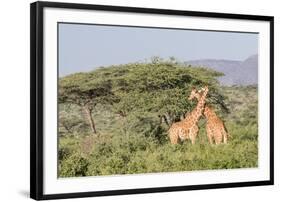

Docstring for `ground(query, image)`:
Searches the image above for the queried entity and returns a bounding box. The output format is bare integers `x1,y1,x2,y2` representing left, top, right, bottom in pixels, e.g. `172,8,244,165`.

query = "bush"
59,153,89,177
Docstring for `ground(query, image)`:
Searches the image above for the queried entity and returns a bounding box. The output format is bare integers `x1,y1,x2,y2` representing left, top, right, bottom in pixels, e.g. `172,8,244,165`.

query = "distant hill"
185,54,258,86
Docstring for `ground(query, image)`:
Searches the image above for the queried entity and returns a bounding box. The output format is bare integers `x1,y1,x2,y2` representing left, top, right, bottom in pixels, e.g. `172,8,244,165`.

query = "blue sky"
59,23,258,76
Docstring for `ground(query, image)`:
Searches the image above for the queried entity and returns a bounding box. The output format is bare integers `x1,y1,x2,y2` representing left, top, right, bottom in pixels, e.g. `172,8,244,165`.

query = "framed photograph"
30,1,274,200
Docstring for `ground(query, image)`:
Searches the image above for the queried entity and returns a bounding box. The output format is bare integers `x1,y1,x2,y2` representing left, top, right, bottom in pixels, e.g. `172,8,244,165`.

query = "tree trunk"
83,106,97,134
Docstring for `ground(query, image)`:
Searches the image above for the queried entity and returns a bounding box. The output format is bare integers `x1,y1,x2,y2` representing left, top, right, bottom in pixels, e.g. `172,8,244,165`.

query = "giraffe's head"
203,105,212,117
201,86,209,94
188,86,207,101
188,88,201,101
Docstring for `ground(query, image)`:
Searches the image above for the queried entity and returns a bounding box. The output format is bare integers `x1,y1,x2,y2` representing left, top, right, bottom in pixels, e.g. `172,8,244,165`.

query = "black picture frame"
30,1,274,200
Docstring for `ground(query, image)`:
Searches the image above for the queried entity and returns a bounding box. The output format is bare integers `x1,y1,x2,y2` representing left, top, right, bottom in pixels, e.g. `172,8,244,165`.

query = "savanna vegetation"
58,58,258,177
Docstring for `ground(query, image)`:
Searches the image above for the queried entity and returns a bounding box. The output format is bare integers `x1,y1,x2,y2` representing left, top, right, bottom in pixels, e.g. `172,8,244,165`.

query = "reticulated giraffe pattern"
168,86,209,144
189,89,229,145
204,106,229,144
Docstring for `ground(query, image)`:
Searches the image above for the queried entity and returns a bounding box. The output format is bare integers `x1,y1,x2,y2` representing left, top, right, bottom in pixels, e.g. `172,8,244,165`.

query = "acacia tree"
59,71,118,135
59,58,228,138
110,60,227,128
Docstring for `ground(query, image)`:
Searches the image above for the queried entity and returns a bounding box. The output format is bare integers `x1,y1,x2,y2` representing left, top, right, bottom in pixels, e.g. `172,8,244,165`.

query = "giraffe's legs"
170,138,178,144
190,136,196,144
222,129,228,144
190,125,199,145
169,133,179,144
207,134,213,145
169,127,179,144
214,137,220,144
206,125,214,145
214,131,223,144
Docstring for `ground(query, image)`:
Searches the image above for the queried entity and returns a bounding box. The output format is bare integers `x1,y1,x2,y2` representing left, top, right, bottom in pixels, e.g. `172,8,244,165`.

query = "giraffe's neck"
187,88,208,122
204,107,217,120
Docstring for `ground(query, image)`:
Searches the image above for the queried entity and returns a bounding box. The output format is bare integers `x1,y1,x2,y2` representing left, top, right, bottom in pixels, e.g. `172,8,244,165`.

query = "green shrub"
59,153,89,177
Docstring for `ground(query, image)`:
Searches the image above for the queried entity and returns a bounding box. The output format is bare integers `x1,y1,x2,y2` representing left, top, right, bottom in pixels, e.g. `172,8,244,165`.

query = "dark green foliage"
58,60,258,177
59,71,118,106
59,153,89,177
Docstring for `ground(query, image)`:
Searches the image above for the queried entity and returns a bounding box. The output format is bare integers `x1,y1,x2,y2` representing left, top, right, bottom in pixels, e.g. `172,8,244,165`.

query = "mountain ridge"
185,54,258,86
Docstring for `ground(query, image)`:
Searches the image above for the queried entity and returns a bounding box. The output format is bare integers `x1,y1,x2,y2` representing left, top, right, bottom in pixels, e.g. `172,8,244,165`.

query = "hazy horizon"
59,23,258,77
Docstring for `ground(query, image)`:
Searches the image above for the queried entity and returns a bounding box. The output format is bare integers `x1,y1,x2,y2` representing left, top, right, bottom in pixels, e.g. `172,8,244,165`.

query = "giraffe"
204,106,229,144
189,89,229,145
168,86,209,144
